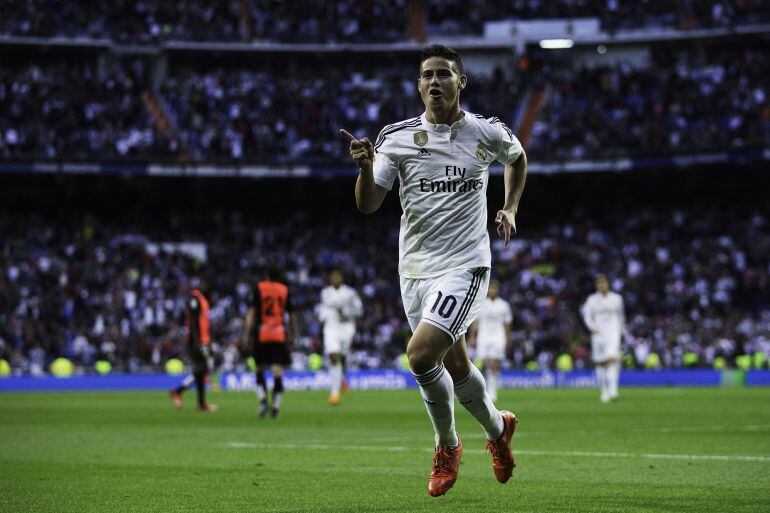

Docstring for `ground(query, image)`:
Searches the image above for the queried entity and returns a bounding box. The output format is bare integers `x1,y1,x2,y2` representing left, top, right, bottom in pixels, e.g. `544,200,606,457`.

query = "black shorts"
253,342,291,366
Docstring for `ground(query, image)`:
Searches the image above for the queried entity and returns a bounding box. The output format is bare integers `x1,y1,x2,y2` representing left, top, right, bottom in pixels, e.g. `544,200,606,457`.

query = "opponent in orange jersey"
244,265,298,418
170,286,218,412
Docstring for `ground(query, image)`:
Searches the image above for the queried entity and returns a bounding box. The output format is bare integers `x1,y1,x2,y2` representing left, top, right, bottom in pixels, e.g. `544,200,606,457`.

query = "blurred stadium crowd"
1,196,768,374
529,42,770,159
1,39,768,163
2,0,769,42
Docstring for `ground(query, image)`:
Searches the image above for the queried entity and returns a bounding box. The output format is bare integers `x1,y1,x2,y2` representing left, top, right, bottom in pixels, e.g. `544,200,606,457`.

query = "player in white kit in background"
318,269,363,405
468,280,512,401
340,44,528,496
581,274,625,403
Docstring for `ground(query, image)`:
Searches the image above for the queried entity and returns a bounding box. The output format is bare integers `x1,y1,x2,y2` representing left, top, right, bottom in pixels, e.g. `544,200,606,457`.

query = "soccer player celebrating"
468,280,513,401
244,265,298,418
581,274,625,402
318,269,363,405
340,44,527,497
170,285,218,412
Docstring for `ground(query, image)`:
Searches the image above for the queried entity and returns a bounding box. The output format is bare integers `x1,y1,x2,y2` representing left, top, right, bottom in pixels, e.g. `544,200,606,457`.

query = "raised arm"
495,150,527,246
340,129,388,214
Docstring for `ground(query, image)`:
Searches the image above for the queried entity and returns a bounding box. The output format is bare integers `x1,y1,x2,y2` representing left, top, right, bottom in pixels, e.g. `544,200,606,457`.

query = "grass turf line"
1,388,769,512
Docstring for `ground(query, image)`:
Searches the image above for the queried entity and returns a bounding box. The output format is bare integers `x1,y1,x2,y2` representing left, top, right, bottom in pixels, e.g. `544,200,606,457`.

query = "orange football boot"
486,411,517,483
427,438,463,497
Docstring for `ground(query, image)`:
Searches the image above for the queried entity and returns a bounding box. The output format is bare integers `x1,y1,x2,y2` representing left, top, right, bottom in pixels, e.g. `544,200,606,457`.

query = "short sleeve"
494,121,523,165
372,132,399,191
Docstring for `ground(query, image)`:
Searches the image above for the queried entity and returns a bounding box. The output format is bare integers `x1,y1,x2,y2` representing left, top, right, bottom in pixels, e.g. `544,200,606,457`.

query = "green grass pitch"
2,387,770,512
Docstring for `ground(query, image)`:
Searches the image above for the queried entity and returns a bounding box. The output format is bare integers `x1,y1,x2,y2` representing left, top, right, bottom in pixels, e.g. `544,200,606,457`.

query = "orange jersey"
186,289,211,347
254,281,290,343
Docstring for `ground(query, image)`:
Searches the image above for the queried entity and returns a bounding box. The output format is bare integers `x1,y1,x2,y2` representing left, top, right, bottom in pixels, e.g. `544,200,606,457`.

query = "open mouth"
429,89,443,98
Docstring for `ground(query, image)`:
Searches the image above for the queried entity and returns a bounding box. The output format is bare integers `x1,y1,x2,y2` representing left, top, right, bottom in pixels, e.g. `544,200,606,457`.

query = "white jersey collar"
421,110,469,132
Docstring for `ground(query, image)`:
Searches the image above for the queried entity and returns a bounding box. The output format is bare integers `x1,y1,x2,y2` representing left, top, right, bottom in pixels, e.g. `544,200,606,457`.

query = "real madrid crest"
476,143,488,161
414,131,429,147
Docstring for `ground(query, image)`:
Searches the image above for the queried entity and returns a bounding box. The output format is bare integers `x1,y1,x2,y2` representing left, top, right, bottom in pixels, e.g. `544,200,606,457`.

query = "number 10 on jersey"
430,291,457,319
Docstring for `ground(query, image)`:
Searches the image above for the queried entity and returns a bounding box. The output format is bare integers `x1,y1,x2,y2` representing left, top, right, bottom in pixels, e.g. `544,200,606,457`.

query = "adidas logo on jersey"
416,148,432,158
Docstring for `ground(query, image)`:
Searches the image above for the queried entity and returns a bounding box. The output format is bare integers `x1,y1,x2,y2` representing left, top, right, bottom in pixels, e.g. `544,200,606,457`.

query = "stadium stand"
3,1,769,42
1,37,767,163
428,0,770,35
529,40,770,160
1,170,768,374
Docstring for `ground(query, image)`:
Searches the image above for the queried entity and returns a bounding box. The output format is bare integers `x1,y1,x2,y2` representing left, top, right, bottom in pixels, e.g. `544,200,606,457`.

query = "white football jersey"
318,284,363,328
581,291,625,345
373,111,523,279
477,297,512,344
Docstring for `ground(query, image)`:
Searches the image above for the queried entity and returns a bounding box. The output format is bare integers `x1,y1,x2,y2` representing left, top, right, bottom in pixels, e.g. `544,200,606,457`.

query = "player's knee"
407,346,438,374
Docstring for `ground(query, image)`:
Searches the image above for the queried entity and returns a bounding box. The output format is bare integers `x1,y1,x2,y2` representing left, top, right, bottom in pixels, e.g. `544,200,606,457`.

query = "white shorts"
591,338,620,363
323,324,355,355
400,267,489,344
476,338,506,361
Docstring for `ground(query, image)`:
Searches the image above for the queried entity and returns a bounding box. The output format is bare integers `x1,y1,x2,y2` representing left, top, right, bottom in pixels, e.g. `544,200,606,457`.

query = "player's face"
330,271,343,287
488,282,499,299
418,57,466,113
596,277,609,294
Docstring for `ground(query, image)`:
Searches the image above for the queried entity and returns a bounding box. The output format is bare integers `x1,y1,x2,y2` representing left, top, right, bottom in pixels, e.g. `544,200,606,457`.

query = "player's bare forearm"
355,164,373,202
243,309,254,348
503,151,527,214
495,151,527,245
355,164,388,214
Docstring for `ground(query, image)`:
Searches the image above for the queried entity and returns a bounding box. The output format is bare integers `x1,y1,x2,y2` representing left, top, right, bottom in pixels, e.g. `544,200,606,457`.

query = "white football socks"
454,363,504,441
597,365,609,402
413,364,458,447
330,362,343,396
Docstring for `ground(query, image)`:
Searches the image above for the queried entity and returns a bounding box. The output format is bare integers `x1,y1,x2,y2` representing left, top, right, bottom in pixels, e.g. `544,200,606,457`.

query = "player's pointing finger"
339,129,356,142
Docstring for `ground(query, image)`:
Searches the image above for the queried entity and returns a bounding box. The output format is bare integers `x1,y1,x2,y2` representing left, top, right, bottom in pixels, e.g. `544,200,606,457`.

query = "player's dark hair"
420,44,464,75
264,263,283,282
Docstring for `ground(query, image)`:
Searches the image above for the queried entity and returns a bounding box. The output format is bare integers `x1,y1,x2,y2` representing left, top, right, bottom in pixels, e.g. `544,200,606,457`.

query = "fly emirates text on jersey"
419,165,483,193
